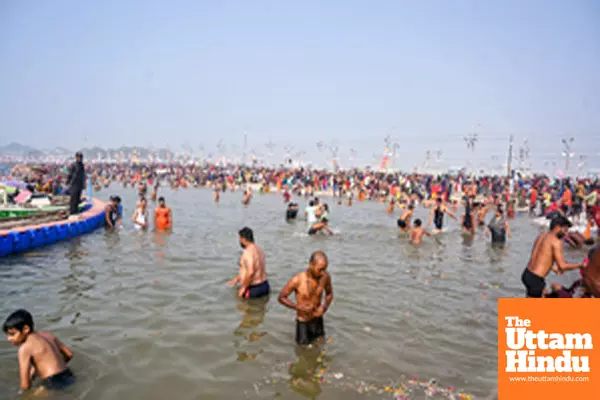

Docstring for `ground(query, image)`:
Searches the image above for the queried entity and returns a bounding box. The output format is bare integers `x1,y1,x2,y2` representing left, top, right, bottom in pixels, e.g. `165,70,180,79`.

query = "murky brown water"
0,188,587,400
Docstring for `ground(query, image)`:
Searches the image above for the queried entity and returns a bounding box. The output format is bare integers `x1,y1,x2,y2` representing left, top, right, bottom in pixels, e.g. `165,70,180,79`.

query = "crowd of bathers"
3,156,600,395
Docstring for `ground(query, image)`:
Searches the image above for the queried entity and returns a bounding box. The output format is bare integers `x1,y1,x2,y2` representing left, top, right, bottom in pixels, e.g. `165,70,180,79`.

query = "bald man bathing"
278,251,333,345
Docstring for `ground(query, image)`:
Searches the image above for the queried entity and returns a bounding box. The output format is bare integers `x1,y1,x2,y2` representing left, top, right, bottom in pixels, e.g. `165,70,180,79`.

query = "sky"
1,0,599,172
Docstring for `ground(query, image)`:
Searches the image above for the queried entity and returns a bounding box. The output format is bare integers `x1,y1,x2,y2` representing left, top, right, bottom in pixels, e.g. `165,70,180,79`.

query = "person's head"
309,200,314,207
324,204,329,212
496,205,504,217
550,215,572,239
110,196,118,207
408,204,414,210
314,197,320,205
140,197,147,209
437,197,442,204
3,309,34,346
158,196,165,207
75,152,83,162
238,227,254,248
414,219,422,227
308,251,328,278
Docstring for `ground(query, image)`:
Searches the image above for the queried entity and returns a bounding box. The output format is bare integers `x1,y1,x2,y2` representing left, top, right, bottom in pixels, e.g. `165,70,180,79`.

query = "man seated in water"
409,219,431,245
227,227,270,299
3,309,74,395
278,251,333,345
308,204,334,236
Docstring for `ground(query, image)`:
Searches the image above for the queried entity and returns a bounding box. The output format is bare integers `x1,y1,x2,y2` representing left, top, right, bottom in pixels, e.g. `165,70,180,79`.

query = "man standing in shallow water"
227,227,270,299
278,251,333,345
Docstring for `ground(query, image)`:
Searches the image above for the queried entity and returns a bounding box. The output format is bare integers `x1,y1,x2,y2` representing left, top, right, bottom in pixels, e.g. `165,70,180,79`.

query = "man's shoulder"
292,271,305,281
37,331,56,341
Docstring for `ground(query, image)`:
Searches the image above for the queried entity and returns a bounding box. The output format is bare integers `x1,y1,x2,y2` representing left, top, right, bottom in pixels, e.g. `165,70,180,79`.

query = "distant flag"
380,155,390,169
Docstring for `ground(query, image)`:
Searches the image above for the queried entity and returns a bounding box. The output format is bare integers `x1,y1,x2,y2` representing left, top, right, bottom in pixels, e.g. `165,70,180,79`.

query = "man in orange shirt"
154,197,172,231
529,186,538,215
561,186,573,215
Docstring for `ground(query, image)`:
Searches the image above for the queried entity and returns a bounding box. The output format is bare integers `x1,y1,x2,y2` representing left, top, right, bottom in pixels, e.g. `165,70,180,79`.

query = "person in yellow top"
154,197,172,231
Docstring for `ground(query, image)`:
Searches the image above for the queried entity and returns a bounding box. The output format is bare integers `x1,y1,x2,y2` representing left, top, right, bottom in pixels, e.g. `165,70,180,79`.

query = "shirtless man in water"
278,251,333,345
242,188,252,206
227,227,270,298
397,204,414,231
214,183,220,204
409,219,431,245
522,215,587,298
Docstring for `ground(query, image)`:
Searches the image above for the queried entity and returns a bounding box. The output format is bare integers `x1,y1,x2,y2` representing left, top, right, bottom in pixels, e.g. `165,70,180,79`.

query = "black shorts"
308,227,318,235
42,368,75,391
245,280,270,299
521,268,545,298
296,317,325,345
397,219,407,228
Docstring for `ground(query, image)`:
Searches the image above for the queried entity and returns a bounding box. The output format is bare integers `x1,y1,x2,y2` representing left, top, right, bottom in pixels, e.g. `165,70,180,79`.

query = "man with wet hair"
278,251,333,345
522,215,587,298
227,227,269,299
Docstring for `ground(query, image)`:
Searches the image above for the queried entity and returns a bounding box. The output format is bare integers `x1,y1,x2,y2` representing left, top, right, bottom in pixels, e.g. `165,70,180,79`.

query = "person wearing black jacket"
67,152,85,215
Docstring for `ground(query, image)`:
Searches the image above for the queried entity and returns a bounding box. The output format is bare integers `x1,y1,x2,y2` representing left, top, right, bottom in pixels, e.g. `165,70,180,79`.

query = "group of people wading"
103,182,172,232
5,161,600,397
227,227,333,346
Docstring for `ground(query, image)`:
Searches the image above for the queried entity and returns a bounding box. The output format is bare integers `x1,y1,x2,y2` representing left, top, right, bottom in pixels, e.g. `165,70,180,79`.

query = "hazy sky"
1,0,599,172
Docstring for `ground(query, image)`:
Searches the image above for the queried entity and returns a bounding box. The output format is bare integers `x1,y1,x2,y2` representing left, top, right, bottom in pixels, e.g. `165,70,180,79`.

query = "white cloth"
305,206,317,224
133,209,147,230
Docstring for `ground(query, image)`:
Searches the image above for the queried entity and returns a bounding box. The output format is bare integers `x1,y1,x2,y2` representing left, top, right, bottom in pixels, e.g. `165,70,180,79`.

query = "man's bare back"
409,227,430,245
20,331,71,380
241,244,267,286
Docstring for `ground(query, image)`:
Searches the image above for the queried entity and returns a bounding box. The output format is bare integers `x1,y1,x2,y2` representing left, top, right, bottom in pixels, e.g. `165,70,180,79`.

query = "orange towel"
584,220,592,240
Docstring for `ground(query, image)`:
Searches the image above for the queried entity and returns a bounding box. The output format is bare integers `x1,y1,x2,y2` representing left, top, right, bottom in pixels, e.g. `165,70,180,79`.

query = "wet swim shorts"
245,280,270,299
42,368,75,391
296,317,325,345
308,227,318,235
397,219,407,229
521,268,545,298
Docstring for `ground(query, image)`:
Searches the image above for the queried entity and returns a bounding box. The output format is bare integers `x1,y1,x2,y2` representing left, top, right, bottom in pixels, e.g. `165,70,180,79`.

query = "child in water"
409,219,431,245
3,309,75,394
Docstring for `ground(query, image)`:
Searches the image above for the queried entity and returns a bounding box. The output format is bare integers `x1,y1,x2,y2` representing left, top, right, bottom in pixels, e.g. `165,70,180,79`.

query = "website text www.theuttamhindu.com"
508,376,589,383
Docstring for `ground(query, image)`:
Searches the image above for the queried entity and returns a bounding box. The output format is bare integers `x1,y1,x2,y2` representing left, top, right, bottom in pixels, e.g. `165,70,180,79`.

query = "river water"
0,188,586,400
